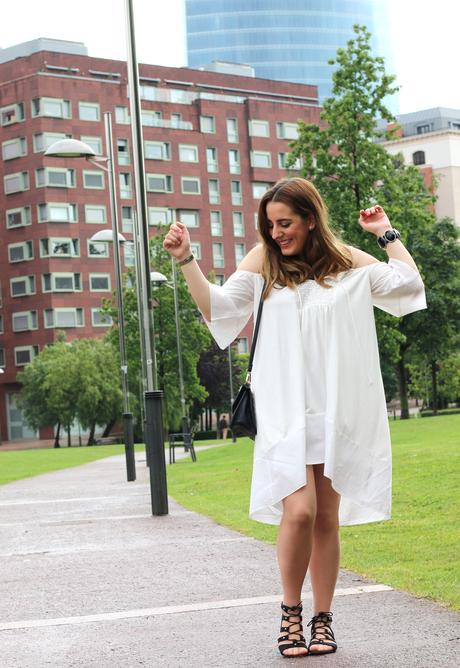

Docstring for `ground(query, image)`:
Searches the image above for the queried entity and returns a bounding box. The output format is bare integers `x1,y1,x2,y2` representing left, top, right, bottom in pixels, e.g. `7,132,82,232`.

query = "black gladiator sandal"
307,611,337,655
278,602,309,657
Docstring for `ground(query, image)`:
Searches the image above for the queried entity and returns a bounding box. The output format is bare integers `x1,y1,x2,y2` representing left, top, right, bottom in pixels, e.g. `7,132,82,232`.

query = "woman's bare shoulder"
347,245,379,268
237,243,263,273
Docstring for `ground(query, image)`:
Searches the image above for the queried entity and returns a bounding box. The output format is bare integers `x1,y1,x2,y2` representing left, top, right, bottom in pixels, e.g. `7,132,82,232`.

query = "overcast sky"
2,0,459,115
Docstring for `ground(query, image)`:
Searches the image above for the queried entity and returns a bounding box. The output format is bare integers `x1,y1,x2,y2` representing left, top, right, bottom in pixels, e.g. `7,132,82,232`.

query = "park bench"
168,427,197,464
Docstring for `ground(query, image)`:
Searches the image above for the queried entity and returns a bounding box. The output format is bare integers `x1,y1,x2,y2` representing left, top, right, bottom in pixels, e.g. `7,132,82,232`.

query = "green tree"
197,342,247,416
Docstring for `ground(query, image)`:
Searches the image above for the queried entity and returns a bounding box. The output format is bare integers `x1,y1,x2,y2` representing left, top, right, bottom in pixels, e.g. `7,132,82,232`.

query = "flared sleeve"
204,270,256,349
368,258,427,317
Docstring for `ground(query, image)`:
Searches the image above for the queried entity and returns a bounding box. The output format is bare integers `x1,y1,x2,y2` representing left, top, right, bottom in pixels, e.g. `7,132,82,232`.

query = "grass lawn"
166,415,460,610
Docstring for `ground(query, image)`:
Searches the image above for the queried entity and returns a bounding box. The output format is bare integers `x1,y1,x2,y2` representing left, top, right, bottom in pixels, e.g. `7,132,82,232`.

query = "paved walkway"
0,446,458,667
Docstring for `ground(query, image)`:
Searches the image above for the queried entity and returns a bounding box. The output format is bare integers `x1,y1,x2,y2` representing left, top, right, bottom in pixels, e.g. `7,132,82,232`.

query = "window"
12,310,38,332
181,177,201,194
413,150,426,166
141,110,162,127
117,138,129,165
81,136,103,155
278,153,303,170
251,151,271,168
206,147,218,172
33,132,70,153
44,308,84,328
84,205,106,224
226,117,238,143
115,106,130,124
38,203,77,223
6,207,31,229
92,309,113,327
144,141,170,160
40,238,79,258
214,275,225,286
83,170,104,189
122,206,133,233
276,122,299,140
170,113,181,128
89,274,111,291
8,241,33,263
252,182,271,198
36,167,75,188
78,101,100,121
208,179,220,204
233,212,245,237
189,242,201,260
2,137,27,160
200,115,215,133
14,346,39,366
179,144,198,162
139,85,156,101
4,171,29,194
32,97,71,119
124,244,135,267
237,338,249,354
1,102,25,126
248,119,270,137
212,242,224,268
88,240,109,258
231,180,242,205
10,276,35,297
235,243,246,264
149,207,171,226
119,172,132,199
228,149,240,174
210,211,222,236
42,273,82,293
417,124,431,134
146,174,172,192
178,210,199,227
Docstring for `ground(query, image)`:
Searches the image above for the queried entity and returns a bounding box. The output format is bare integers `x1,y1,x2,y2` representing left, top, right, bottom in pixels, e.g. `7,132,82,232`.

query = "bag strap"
247,280,266,377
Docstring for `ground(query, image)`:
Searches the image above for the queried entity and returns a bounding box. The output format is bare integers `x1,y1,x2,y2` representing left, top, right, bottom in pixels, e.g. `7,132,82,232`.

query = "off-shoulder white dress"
205,259,426,527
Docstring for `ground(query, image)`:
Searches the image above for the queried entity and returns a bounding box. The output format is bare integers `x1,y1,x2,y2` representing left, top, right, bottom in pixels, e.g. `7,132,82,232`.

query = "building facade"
0,39,320,441
382,108,460,225
185,0,393,104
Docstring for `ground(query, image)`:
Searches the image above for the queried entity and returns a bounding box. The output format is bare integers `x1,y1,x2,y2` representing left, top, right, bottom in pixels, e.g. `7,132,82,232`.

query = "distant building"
381,108,460,225
185,0,393,104
0,38,320,441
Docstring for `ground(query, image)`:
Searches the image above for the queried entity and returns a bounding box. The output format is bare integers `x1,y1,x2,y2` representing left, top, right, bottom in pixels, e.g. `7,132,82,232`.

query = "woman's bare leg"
276,465,316,656
307,464,341,652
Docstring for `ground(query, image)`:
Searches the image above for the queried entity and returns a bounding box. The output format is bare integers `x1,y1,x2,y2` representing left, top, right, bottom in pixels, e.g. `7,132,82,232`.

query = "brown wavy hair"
258,178,352,296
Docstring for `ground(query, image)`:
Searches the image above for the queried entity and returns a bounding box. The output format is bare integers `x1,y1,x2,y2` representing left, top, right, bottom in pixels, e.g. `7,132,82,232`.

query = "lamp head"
90,230,127,243
150,271,168,285
45,138,96,158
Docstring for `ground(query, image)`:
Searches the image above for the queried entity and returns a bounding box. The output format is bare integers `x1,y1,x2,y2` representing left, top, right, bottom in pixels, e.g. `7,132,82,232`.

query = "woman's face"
266,201,311,256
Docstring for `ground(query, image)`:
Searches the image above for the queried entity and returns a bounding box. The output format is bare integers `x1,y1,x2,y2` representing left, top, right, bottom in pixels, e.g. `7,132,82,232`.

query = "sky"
1,0,459,115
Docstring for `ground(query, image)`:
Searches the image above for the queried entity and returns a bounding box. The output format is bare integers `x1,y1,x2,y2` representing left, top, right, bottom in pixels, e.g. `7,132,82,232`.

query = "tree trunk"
54,422,61,448
87,422,96,446
431,360,439,415
102,418,115,438
397,357,410,419
67,424,71,447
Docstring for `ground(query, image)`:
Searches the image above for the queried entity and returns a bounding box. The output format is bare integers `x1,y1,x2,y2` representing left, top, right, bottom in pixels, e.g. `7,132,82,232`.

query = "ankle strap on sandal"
281,602,303,614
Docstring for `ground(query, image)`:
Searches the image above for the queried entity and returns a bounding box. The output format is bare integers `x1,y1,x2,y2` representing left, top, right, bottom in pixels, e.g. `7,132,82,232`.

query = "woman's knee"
282,500,316,529
314,509,339,534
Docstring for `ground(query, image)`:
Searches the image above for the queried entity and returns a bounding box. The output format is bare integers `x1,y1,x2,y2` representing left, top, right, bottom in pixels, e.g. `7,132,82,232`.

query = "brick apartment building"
0,39,320,441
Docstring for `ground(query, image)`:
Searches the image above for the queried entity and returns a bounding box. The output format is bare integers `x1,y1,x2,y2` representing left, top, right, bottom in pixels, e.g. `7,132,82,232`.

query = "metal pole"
124,0,168,514
132,209,148,464
171,258,190,442
104,111,136,481
228,346,237,442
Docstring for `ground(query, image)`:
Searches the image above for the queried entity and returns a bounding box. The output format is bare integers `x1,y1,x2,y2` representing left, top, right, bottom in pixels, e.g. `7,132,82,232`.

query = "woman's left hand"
359,205,392,236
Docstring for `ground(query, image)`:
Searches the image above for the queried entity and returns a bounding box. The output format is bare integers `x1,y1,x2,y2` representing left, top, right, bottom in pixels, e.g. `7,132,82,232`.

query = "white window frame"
200,115,216,133
40,238,80,258
144,141,170,160
83,170,104,189
179,144,199,163
226,117,238,143
38,203,77,223
33,132,69,153
148,207,171,226
212,242,225,268
35,167,75,188
10,275,35,297
117,138,130,165
141,110,162,127
32,97,71,119
206,147,218,173
91,308,113,327
14,345,39,367
115,106,130,124
122,206,134,232
190,241,202,260
237,338,249,354
181,177,201,195
231,180,242,206
84,205,107,224
228,149,240,174
232,212,245,237
250,150,272,168
87,240,109,258
12,310,38,332
208,179,220,204
81,135,103,155
276,122,299,140
235,242,246,265
119,172,132,199
4,171,29,194
123,244,135,267
1,102,25,126
248,119,270,137
44,308,84,329
42,273,82,293
78,101,100,121
89,274,111,292
6,206,31,229
8,241,34,263
252,182,271,199
146,174,173,193
178,210,199,228
210,211,222,236
2,137,27,160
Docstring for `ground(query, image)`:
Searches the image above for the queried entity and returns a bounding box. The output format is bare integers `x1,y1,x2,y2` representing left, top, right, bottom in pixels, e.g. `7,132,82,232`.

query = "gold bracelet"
176,253,195,267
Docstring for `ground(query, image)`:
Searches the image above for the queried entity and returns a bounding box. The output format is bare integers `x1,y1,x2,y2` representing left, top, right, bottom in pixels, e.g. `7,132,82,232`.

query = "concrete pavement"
0,446,458,667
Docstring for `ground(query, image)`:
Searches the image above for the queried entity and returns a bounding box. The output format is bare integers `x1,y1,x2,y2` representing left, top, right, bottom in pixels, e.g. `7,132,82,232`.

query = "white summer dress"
204,259,426,527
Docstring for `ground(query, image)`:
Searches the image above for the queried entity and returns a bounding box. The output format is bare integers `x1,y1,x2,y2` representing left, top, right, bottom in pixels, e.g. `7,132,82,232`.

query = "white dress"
204,259,427,527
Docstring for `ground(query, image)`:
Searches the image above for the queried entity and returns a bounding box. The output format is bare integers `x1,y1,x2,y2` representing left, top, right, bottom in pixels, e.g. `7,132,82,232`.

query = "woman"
163,178,426,658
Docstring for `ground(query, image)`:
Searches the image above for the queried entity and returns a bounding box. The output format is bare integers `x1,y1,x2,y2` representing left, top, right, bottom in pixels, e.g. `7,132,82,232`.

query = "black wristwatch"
377,228,401,249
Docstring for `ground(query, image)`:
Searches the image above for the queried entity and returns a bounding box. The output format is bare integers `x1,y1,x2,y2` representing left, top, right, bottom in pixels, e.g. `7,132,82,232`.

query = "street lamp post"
45,116,136,482
227,346,237,443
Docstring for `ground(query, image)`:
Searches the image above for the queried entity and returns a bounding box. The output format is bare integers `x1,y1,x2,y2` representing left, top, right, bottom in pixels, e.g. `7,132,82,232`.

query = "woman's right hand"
163,221,191,261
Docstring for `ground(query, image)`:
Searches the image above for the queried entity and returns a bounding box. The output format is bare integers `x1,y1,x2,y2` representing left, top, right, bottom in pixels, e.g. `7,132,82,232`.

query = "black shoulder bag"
230,282,266,439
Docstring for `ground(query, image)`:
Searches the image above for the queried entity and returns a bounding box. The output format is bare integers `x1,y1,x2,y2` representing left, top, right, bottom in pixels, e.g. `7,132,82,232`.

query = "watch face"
385,229,397,242
377,236,387,249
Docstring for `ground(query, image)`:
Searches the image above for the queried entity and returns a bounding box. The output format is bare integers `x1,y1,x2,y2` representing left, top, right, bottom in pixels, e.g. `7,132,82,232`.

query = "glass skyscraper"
186,0,393,104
